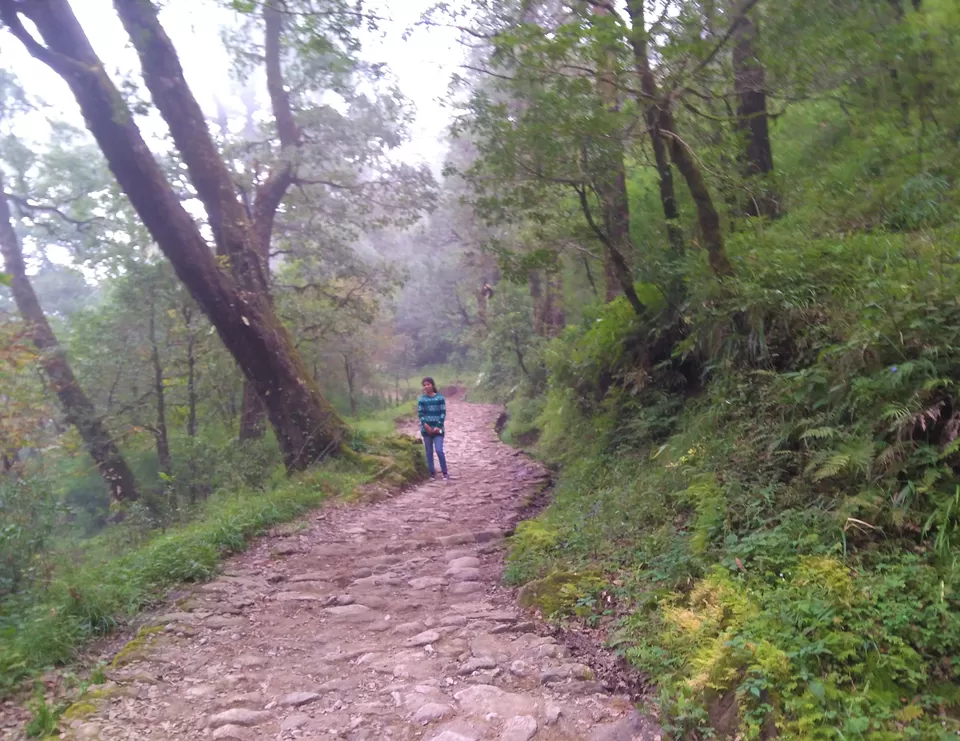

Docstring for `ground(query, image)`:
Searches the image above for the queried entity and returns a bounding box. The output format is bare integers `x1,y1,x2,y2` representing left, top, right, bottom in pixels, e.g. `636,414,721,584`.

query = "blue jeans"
423,434,447,476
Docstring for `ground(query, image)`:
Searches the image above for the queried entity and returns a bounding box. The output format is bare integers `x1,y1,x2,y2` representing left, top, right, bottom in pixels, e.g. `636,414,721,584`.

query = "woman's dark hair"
421,377,437,393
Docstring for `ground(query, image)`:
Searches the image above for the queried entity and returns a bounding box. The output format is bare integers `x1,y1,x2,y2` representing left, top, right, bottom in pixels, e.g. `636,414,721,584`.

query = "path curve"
57,402,660,741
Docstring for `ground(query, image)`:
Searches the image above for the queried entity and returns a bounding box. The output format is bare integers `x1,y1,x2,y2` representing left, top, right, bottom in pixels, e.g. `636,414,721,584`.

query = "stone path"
54,402,661,741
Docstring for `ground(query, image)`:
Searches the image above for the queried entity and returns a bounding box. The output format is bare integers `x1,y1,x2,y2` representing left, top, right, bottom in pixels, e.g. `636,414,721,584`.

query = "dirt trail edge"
55,401,663,741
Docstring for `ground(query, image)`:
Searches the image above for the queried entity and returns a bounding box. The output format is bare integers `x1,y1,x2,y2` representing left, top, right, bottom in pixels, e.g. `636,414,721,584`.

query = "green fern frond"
801,426,840,441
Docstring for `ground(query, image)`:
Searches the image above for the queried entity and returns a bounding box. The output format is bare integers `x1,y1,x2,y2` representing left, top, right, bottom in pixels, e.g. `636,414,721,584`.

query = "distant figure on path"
418,377,449,481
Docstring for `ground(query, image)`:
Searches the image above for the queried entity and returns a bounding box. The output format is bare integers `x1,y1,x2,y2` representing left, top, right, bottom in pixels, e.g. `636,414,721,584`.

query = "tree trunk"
592,3,638,306
731,0,779,217
622,0,735,279
624,0,685,259
582,5,646,314
344,355,357,417
529,269,545,336
544,269,565,336
147,298,171,476
181,304,200,502
576,183,645,314
182,305,197,438
0,184,140,502
236,0,300,441
599,162,634,303
2,0,349,470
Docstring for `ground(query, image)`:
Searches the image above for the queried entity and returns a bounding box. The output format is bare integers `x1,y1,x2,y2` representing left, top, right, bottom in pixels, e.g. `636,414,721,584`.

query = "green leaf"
0,272,11,287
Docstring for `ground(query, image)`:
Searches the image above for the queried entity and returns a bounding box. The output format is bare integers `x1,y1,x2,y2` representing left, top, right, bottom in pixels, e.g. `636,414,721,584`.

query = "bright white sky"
5,0,464,171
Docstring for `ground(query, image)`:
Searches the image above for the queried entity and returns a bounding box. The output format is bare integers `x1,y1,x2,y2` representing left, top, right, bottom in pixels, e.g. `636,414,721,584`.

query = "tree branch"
3,192,101,230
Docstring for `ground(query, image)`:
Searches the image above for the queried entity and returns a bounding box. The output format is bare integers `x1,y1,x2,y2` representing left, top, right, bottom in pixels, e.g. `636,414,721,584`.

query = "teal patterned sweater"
418,393,446,436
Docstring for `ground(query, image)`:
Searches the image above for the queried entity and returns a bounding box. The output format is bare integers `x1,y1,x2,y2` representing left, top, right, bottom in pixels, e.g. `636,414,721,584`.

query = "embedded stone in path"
212,725,254,740
405,629,441,647
281,713,311,731
413,702,454,724
589,711,663,741
410,576,448,589
275,591,325,602
324,604,379,622
454,684,539,718
501,715,539,741
449,581,485,595
448,556,481,569
426,732,479,741
447,567,482,581
458,657,497,675
208,708,272,728
279,691,320,707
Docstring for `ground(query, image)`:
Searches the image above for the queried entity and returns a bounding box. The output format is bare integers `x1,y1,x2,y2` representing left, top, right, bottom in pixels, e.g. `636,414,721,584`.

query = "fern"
801,426,841,441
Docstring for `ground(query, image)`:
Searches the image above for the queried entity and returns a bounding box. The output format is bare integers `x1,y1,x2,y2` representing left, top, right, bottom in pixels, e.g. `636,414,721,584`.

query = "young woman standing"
418,377,449,481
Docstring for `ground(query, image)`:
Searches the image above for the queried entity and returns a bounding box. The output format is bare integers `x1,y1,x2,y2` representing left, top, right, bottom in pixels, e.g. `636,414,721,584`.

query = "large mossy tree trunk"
1,0,348,471
0,184,140,502
238,0,301,441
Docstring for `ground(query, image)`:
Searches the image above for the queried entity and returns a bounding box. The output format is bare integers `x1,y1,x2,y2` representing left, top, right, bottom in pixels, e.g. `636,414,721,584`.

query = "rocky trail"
21,401,662,741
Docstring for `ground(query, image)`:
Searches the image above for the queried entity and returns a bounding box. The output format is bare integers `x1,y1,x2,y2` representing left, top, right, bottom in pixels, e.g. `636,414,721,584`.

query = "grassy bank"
501,220,960,739
0,432,425,698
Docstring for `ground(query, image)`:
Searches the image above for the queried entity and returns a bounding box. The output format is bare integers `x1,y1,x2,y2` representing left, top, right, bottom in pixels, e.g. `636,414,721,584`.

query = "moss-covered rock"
109,625,164,669
517,569,607,617
61,701,97,722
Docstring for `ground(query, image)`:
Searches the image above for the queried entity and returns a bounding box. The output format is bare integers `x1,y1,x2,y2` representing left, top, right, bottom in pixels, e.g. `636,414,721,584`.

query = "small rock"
412,702,453,724
151,612,195,626
405,630,441,647
500,715,538,741
281,713,311,731
589,710,663,741
509,660,530,676
280,692,320,707
535,643,568,660
409,576,448,590
440,615,468,627
186,685,217,699
448,582,484,595
288,572,331,584
473,529,503,542
447,567,482,581
393,621,424,636
212,725,254,741
205,616,247,630
454,684,538,718
208,708,271,728
275,591,325,602
566,663,594,680
76,723,101,740
426,732,479,741
540,667,565,685
232,655,267,669
438,533,474,547
458,657,497,675
545,705,562,725
325,604,379,623
216,693,263,709
448,556,481,569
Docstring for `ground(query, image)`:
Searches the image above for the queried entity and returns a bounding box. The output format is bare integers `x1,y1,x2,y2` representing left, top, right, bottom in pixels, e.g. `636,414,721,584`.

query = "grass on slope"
502,218,960,739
